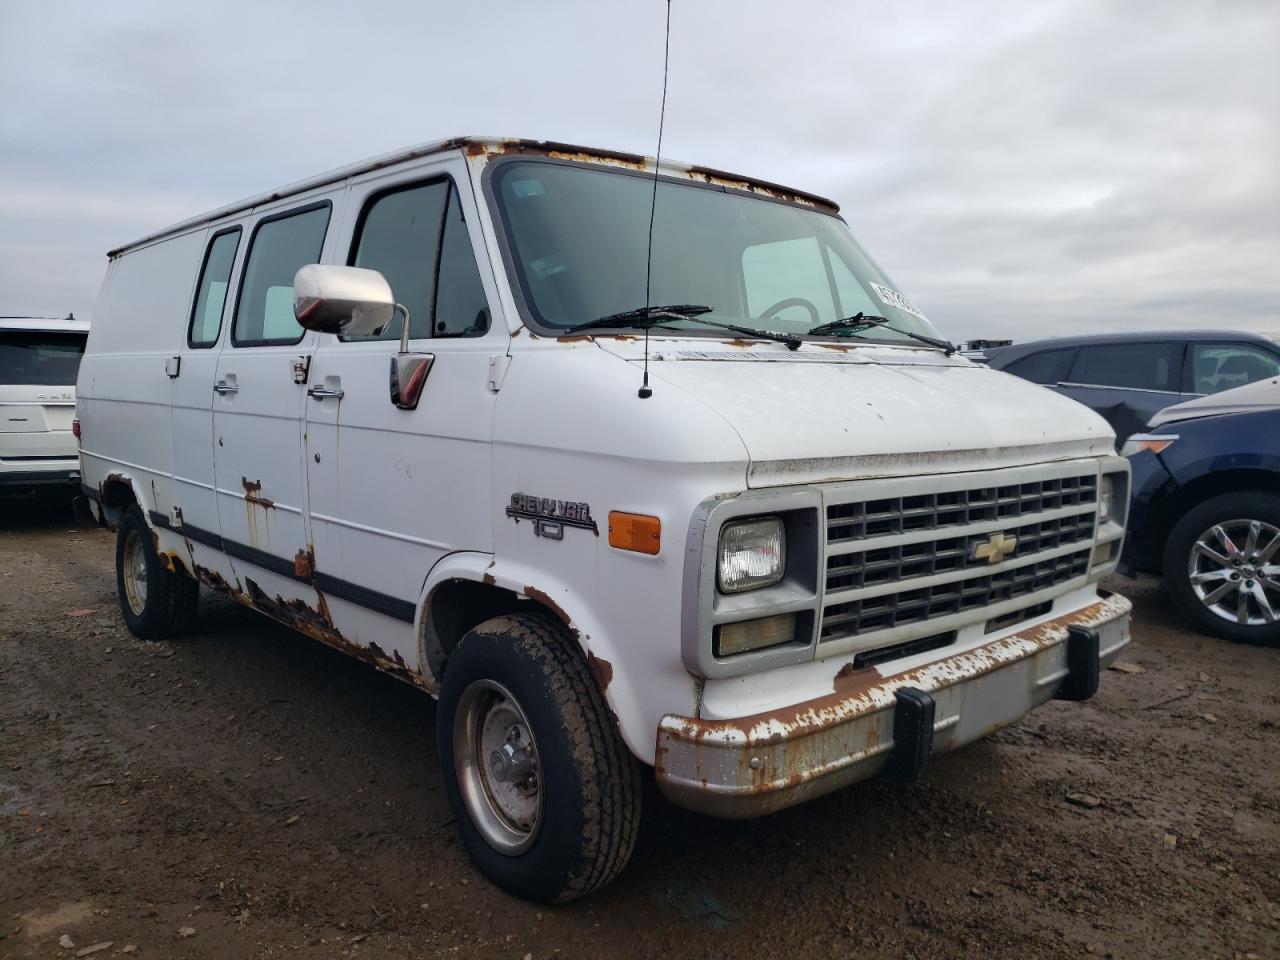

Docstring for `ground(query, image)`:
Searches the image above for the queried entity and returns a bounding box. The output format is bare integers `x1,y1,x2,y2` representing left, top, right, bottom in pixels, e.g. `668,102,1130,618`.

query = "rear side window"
349,178,490,340
188,228,240,347
0,331,86,385
1075,342,1181,392
233,203,331,346
1191,343,1280,395
1006,348,1076,384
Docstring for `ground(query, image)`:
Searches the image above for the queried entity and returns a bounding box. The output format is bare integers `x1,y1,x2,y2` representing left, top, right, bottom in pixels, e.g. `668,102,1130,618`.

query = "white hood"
595,339,1115,487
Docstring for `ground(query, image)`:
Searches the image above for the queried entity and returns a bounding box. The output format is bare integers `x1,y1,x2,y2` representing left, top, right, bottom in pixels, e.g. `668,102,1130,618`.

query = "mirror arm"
395,303,411,353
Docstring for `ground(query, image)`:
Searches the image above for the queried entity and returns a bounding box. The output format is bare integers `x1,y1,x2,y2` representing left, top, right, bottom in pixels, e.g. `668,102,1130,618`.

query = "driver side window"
741,237,837,326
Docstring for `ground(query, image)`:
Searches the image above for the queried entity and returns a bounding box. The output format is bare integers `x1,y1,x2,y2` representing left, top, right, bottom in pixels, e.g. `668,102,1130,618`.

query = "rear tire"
115,506,199,639
437,613,641,902
1163,491,1280,646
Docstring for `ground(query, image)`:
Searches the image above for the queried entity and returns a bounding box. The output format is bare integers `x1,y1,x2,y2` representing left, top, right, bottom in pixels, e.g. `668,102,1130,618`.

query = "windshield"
0,331,86,385
491,159,942,344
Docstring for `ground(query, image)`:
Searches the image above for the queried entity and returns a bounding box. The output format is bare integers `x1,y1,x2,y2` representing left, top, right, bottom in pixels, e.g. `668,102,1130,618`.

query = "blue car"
1122,380,1280,645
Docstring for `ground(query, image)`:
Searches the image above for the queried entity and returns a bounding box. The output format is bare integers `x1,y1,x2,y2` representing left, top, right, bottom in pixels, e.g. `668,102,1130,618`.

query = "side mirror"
293,264,396,337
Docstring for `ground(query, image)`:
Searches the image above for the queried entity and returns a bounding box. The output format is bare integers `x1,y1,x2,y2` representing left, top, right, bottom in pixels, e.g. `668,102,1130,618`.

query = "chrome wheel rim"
453,679,542,855
1189,518,1280,627
122,529,148,616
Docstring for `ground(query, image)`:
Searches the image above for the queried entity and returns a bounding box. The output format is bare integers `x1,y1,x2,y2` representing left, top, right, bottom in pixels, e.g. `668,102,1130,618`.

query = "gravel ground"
2,495,1277,959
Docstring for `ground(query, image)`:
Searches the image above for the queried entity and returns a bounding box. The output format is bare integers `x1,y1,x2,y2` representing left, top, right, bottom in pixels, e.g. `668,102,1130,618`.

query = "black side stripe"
148,511,415,623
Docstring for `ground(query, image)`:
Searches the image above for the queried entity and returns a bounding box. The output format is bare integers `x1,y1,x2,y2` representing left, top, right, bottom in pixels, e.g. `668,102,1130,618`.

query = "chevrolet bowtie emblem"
972,531,1018,565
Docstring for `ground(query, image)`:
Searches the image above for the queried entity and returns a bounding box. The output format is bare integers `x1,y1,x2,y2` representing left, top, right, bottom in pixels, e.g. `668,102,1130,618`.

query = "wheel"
115,506,199,639
1164,492,1280,646
437,613,641,902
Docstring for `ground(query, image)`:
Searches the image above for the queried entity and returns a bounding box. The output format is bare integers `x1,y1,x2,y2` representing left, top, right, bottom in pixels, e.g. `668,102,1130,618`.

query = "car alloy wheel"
1188,518,1280,626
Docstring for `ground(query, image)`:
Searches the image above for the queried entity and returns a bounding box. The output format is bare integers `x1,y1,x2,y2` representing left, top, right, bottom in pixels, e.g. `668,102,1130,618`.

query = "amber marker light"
608,512,661,555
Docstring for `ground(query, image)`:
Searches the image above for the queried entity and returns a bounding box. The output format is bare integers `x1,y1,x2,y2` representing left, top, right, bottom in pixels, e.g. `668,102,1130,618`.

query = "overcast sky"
1,0,1276,341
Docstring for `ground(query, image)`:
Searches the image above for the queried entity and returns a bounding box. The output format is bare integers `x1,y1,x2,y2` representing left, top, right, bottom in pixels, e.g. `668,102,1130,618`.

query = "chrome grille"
821,469,1097,647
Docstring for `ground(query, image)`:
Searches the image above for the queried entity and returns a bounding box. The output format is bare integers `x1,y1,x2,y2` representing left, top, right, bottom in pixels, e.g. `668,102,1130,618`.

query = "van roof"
0,315,91,334
107,136,841,259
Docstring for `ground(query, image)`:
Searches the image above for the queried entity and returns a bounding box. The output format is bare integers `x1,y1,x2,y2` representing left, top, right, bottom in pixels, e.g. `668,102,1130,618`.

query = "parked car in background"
986,331,1280,444
1,314,89,494
1121,377,1280,646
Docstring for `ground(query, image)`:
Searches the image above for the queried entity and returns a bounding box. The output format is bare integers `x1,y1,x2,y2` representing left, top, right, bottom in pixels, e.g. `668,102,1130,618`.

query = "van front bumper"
654,592,1131,818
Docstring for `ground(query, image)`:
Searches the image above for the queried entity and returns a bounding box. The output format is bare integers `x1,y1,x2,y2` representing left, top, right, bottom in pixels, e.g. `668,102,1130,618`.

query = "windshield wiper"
563,305,802,350
563,304,713,334
807,312,958,356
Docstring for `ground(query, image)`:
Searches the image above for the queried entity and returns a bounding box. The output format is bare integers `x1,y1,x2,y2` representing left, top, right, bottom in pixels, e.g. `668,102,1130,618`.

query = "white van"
2,314,89,493
78,137,1132,901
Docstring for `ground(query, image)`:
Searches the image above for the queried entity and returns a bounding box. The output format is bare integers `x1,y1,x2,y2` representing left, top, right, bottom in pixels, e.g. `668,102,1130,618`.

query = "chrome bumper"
655,592,1131,818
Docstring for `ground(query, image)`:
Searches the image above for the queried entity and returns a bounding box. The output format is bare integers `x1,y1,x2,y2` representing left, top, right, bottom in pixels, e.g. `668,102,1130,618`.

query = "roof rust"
106,136,840,258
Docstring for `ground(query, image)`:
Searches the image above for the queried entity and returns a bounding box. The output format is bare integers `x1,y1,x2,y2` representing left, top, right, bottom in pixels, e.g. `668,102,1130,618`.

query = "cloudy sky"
1,0,1276,341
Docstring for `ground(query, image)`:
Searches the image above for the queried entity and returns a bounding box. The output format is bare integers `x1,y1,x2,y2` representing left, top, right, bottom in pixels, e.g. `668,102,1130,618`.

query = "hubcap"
122,530,148,616
1189,519,1280,627
453,679,542,855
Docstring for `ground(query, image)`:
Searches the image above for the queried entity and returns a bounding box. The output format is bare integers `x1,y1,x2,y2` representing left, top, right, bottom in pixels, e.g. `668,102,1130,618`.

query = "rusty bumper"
655,592,1132,818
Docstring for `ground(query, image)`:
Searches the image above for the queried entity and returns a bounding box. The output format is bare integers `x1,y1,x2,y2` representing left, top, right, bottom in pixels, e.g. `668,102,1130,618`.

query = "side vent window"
188,228,240,348
233,204,331,346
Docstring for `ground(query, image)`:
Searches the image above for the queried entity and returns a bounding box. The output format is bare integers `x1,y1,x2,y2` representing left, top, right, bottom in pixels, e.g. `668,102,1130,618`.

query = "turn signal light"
608,512,661,555
716,613,797,657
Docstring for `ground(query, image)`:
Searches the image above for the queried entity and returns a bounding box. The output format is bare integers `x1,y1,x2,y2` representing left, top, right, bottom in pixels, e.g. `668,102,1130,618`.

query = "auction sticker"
870,282,928,322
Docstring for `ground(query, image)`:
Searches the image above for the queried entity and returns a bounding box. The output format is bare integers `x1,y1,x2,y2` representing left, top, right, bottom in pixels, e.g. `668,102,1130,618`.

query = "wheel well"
98,475,138,529
421,578,534,679
1149,468,1280,558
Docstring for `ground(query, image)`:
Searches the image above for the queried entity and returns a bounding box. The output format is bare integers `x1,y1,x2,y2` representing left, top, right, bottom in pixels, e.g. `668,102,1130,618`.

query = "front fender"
418,551,692,764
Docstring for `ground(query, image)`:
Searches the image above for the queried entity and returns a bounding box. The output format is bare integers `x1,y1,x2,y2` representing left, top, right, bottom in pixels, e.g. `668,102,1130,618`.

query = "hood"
594,338,1115,487
1149,376,1280,429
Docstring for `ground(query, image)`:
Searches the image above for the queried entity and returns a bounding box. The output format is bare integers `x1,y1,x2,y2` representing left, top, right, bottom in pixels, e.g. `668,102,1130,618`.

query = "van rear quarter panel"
80,232,206,517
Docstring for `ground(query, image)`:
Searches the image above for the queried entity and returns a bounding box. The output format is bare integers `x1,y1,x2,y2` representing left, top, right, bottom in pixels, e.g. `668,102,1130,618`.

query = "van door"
170,226,241,584
212,200,334,613
302,163,500,667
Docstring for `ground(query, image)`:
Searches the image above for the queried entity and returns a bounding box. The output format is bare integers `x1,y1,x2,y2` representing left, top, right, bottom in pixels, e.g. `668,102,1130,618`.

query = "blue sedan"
1123,392,1280,646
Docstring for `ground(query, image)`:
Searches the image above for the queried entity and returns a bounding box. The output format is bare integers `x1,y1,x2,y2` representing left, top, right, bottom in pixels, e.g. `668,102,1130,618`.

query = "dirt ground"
1,495,1277,960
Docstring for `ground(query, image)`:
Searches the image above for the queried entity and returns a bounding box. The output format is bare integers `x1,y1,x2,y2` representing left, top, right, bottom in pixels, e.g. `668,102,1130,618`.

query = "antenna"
638,0,672,401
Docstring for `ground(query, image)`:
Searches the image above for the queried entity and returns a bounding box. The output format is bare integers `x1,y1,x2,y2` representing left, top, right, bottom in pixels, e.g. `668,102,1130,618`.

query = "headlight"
717,517,786,593
1120,434,1178,458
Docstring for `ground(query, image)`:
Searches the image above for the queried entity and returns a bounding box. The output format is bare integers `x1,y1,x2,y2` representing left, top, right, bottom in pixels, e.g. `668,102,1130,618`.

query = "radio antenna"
638,0,672,400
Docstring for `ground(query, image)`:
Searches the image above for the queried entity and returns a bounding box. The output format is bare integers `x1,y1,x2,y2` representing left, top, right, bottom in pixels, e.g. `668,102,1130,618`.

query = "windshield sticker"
869,282,928,322
510,178,546,199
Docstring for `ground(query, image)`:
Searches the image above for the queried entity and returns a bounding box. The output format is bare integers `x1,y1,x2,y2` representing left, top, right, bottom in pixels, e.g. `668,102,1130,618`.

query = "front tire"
1164,491,1280,646
437,613,641,902
115,506,199,639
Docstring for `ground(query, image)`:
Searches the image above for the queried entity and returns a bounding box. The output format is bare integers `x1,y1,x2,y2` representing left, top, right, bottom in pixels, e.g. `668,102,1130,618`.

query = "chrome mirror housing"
293,264,396,337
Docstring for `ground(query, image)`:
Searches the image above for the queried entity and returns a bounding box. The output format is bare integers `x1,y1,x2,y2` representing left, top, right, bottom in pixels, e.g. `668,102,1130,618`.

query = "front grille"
821,470,1097,647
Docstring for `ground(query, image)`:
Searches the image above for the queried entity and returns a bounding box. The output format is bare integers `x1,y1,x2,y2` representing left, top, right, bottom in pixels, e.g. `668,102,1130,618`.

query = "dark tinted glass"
1192,343,1280,394
1007,348,1075,384
0,332,86,385
1077,342,1181,392
351,180,449,340
189,229,240,347
434,187,490,336
233,205,330,345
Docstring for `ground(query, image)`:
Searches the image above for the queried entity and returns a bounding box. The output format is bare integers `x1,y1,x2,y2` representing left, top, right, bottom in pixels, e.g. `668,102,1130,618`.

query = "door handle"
213,380,238,395
307,384,344,400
